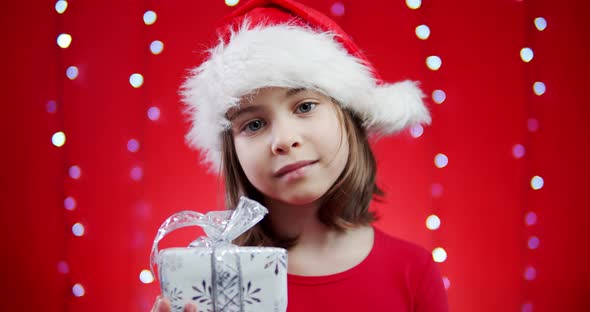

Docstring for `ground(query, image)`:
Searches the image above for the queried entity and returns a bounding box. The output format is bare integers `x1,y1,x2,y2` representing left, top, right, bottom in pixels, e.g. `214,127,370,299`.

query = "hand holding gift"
150,197,288,312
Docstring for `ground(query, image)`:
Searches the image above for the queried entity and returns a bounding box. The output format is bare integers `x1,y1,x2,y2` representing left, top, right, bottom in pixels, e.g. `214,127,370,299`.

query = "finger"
184,303,197,312
157,297,171,312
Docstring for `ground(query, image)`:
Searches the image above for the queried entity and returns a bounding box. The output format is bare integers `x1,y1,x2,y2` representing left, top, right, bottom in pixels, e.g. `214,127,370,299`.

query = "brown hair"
222,103,383,248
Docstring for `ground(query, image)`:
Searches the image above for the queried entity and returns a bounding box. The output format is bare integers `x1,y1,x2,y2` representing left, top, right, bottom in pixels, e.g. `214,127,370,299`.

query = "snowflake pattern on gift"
242,281,262,305
192,280,213,312
163,282,185,312
249,251,287,276
162,253,184,272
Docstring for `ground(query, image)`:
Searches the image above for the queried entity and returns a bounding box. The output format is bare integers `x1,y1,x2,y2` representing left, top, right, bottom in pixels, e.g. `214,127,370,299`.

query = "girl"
153,0,449,311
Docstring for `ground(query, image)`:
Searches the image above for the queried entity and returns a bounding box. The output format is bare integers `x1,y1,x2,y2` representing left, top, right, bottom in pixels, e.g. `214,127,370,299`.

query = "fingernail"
185,303,197,312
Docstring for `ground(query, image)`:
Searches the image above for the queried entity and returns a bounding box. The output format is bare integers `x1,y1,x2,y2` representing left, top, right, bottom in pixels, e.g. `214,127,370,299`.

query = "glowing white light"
143,11,157,25
525,211,537,226
55,0,68,14
331,2,345,16
434,153,448,168
431,183,443,198
147,106,161,121
72,222,85,237
66,66,79,80
531,175,544,190
520,47,534,63
534,17,547,31
150,40,164,55
406,0,422,9
527,118,539,132
432,247,447,263
512,144,525,159
521,302,533,312
524,266,536,281
47,100,57,113
127,139,140,153
410,124,424,138
57,261,69,274
528,236,540,249
533,81,546,95
64,196,76,211
442,276,451,289
415,25,430,40
426,215,441,230
426,56,442,71
52,131,66,147
57,34,72,48
130,166,143,181
72,283,85,297
139,269,154,284
129,73,144,88
432,89,446,104
225,0,240,6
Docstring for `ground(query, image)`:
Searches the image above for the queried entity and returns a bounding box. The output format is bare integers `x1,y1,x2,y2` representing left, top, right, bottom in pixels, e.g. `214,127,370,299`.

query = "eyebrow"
227,88,309,121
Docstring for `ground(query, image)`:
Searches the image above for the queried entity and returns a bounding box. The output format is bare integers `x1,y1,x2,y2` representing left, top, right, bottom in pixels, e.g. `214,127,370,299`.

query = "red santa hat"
181,0,431,172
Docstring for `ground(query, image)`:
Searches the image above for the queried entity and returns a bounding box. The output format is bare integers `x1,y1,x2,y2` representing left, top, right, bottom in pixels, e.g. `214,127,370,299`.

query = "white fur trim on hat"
181,22,431,172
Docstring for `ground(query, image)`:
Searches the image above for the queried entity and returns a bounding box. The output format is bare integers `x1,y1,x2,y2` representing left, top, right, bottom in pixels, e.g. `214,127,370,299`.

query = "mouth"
274,160,318,178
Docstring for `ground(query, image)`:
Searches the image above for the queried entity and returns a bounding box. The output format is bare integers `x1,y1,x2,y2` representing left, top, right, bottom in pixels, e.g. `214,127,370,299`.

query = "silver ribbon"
150,196,268,311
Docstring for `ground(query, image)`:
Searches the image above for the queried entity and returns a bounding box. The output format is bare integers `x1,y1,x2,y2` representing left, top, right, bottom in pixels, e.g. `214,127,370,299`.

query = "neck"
264,197,338,249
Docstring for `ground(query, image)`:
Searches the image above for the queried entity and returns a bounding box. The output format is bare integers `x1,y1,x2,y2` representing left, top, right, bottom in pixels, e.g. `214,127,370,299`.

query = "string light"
426,55,442,71
55,0,68,14
405,0,422,10
52,131,66,147
66,66,79,80
432,89,446,104
129,73,144,88
143,10,157,25
415,25,430,40
520,47,534,63
150,40,164,55
57,33,72,48
330,2,345,17
534,17,547,31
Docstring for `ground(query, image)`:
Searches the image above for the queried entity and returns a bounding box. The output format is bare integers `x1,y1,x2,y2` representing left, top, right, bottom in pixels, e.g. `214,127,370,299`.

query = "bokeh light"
64,196,76,211
415,24,430,40
147,106,161,121
432,247,447,263
225,0,239,6
426,215,441,230
72,283,85,297
72,222,85,237
442,276,451,290
524,266,536,281
143,11,157,25
426,56,442,71
68,165,81,180
434,153,449,168
534,17,547,31
432,89,446,104
525,211,537,226
57,33,72,48
127,139,140,153
52,131,66,147
330,2,345,17
46,100,57,113
512,144,525,159
66,66,79,80
520,47,534,63
55,0,68,14
533,81,546,95
521,302,533,312
531,175,544,190
139,270,154,284
527,118,539,132
57,261,69,274
130,166,143,181
431,183,444,198
130,73,144,88
150,40,164,55
410,124,424,138
406,0,422,9
528,236,540,250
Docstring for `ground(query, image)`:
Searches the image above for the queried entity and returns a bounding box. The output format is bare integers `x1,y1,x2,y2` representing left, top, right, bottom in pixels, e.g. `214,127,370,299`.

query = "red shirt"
287,228,449,312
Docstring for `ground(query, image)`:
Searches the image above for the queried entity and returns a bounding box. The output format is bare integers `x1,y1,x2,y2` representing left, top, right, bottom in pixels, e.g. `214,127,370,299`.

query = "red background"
2,0,589,311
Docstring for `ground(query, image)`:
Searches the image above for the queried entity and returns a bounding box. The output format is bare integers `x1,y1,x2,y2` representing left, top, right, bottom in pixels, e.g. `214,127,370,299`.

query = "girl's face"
229,87,349,206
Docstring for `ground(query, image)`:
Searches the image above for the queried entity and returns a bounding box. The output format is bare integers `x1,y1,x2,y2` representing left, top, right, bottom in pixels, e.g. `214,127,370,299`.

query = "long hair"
222,103,383,248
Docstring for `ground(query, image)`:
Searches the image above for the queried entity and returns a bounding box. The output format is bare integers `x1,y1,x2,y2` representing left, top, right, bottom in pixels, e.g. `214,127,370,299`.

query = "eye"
296,102,316,113
243,119,265,133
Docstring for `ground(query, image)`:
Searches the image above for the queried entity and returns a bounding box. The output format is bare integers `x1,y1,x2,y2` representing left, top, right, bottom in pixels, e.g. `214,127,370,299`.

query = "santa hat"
181,0,431,172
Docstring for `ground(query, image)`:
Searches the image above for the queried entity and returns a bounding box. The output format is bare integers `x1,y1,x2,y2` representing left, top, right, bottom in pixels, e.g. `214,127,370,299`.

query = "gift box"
150,197,288,312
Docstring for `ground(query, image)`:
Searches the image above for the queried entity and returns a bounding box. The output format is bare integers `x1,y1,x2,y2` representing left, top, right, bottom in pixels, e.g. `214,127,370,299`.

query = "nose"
271,122,301,155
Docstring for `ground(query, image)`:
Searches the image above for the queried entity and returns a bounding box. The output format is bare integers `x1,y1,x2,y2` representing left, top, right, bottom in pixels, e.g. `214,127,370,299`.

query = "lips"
274,160,318,177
